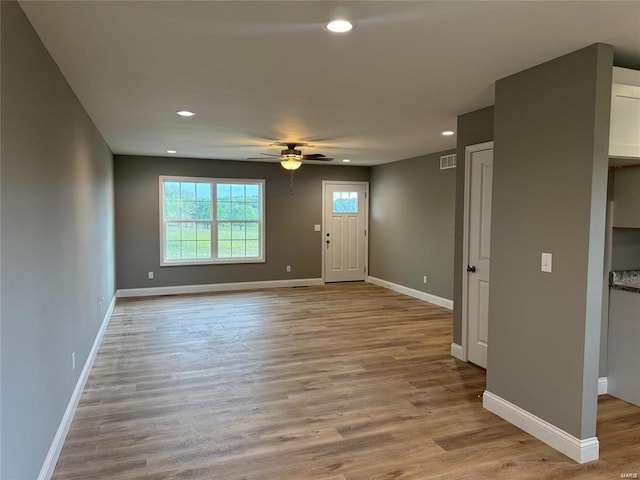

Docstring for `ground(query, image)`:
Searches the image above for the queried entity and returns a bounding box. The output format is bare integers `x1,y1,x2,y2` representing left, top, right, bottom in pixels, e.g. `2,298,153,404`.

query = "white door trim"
321,180,369,282
461,141,494,363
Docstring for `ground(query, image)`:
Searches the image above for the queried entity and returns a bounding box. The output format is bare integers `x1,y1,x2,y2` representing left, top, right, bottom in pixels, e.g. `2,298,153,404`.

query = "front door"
465,143,494,368
323,182,368,282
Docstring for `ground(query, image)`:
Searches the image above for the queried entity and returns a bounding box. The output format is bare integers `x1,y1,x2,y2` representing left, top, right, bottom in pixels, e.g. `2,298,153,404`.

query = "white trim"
366,276,453,310
37,294,116,480
483,390,599,464
450,343,465,361
117,278,324,298
461,141,494,363
598,377,608,395
321,180,370,283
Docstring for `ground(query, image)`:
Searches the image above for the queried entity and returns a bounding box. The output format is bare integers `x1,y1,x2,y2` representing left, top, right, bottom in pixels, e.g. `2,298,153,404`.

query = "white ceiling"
19,1,640,166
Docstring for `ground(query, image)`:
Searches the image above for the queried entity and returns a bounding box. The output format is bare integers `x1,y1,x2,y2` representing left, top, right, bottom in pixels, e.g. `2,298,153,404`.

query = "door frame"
461,141,494,363
321,180,370,283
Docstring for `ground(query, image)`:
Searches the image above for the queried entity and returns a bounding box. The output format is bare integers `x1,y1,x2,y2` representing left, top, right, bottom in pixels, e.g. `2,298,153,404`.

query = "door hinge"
364,267,367,274
364,230,367,236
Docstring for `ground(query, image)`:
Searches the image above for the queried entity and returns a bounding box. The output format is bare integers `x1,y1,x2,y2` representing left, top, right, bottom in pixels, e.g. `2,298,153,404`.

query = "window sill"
160,258,266,267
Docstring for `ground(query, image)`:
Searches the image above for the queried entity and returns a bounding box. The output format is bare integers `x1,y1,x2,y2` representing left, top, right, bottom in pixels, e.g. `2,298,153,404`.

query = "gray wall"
114,155,369,289
0,2,115,479
453,106,494,344
369,150,456,300
486,44,613,439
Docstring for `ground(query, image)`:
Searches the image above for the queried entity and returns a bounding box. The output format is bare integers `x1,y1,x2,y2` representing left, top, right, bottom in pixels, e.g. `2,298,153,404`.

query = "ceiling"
19,1,640,166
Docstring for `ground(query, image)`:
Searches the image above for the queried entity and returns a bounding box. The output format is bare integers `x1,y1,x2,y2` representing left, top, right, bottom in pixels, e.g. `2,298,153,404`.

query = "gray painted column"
486,43,613,441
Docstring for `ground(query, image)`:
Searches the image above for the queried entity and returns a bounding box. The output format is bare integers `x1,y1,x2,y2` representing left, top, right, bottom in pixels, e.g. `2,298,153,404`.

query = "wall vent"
440,154,457,170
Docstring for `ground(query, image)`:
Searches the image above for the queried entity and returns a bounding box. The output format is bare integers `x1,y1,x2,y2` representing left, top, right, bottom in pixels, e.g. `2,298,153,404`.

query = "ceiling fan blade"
261,152,280,157
304,156,334,162
271,141,310,148
302,153,326,159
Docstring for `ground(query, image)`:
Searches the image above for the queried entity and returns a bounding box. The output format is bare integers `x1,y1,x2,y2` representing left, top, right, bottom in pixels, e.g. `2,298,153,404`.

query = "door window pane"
333,191,358,213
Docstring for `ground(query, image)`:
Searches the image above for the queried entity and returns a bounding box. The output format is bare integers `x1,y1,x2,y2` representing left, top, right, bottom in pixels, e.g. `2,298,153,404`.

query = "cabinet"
609,67,640,159
607,288,640,407
613,167,640,228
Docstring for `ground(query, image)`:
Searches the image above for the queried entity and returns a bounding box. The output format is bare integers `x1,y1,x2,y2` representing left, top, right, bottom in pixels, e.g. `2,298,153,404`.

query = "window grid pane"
232,240,246,257
180,182,196,201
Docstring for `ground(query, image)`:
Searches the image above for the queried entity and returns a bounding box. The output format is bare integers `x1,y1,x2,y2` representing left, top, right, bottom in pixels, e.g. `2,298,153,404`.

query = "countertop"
611,270,640,293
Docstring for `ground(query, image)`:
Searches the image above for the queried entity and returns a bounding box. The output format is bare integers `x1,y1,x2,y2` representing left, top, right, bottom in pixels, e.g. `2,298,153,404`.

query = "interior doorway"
462,142,494,368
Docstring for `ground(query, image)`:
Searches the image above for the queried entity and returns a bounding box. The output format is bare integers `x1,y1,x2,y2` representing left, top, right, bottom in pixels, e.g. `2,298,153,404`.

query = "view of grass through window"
162,178,263,263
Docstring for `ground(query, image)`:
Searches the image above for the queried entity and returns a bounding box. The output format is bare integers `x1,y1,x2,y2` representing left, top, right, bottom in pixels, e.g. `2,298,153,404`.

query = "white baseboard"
117,278,324,298
598,377,608,395
483,390,599,464
366,276,453,310
37,294,116,480
450,343,466,361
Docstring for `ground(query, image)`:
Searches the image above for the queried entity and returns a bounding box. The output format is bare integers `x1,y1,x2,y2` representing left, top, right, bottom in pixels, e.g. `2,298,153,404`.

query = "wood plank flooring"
53,283,639,479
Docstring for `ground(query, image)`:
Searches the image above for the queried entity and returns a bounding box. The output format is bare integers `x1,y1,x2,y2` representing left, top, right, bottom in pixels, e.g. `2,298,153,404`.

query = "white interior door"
323,182,367,282
465,144,494,368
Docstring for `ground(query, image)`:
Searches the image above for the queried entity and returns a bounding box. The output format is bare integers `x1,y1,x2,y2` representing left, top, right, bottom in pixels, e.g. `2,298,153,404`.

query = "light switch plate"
541,253,552,273
314,224,321,232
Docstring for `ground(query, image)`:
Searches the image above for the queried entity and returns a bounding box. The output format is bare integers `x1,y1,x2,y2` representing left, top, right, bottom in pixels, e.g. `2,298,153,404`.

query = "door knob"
467,265,476,273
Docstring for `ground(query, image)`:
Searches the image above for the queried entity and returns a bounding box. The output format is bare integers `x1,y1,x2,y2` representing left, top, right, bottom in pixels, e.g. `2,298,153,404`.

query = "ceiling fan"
247,143,334,170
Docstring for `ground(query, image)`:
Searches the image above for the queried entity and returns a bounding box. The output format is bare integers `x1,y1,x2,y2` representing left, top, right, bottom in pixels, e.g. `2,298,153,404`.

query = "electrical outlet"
423,275,428,284
71,352,76,371
541,253,552,273
148,271,154,280
286,265,291,273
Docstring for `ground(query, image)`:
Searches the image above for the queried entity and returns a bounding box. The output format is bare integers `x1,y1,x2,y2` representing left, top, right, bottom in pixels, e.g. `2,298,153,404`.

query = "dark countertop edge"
611,284,640,294
610,270,640,294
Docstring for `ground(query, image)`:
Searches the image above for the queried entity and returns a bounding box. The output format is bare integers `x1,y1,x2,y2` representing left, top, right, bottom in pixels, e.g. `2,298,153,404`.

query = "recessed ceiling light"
326,19,353,33
167,150,177,154
442,130,455,136
176,110,195,117
342,159,351,163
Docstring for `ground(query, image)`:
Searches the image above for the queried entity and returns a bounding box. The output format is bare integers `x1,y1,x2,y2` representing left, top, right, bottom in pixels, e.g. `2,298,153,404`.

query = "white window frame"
159,175,265,266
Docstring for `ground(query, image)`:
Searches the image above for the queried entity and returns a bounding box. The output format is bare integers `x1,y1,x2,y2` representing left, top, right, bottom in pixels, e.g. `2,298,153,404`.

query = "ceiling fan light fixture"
326,19,353,33
281,158,302,170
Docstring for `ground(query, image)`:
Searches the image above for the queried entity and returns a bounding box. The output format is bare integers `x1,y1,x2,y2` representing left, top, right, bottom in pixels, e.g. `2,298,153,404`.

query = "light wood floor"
53,283,639,479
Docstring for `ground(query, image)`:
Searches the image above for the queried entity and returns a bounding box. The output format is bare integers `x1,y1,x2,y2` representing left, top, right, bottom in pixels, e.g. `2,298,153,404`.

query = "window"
160,176,264,265
332,191,359,213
